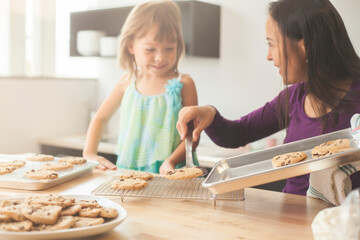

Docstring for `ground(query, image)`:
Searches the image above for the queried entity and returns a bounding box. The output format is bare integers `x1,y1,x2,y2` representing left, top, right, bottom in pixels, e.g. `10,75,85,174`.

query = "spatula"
185,121,208,176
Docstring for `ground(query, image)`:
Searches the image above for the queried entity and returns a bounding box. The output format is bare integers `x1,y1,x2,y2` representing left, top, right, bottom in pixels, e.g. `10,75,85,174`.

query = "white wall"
94,0,360,146
0,77,96,153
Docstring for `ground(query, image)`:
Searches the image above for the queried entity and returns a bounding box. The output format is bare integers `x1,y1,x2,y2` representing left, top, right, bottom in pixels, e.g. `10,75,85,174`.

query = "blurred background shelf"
70,1,220,58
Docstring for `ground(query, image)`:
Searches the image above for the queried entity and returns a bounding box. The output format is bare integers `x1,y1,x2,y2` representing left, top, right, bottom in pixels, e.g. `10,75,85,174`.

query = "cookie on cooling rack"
111,178,148,190
311,138,351,158
272,151,307,168
26,154,54,161
164,167,203,180
118,172,154,181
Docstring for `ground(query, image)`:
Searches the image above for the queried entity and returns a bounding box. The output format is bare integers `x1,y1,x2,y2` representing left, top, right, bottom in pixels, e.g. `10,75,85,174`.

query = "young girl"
83,0,198,173
176,0,360,196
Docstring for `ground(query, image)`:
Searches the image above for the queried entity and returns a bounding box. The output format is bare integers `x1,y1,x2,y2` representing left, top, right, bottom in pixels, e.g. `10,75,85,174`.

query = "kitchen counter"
38,135,251,168
1,169,332,240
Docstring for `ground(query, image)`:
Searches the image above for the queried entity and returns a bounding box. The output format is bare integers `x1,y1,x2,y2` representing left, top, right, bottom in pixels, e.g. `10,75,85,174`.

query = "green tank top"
115,74,197,173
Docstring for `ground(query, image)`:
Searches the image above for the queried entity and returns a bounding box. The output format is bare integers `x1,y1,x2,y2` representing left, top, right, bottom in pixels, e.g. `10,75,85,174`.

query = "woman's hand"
176,106,217,142
84,154,117,170
159,159,176,175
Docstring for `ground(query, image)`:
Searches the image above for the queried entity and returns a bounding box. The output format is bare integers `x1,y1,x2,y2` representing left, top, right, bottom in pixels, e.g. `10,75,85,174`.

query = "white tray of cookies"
202,128,360,194
0,194,126,240
0,154,98,191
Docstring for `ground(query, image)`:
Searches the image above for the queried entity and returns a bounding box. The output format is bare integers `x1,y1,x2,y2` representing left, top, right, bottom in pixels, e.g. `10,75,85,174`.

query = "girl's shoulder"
115,73,133,93
177,74,196,90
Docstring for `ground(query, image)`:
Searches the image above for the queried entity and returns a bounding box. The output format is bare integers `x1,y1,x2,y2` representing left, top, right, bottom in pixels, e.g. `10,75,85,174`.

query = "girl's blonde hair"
118,0,185,78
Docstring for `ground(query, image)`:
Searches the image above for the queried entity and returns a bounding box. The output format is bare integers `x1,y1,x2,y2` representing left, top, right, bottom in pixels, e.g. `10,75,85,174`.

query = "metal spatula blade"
185,121,208,176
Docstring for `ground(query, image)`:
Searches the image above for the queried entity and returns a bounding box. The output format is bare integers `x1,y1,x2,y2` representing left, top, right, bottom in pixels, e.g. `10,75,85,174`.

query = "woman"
176,0,360,196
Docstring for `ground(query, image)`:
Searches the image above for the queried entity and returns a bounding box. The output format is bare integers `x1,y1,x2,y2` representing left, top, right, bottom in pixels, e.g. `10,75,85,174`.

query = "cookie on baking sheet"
111,178,148,190
0,220,33,232
25,194,74,208
119,172,154,181
272,151,307,168
21,205,62,225
0,166,18,175
0,160,26,168
26,154,54,161
41,162,73,171
73,217,104,228
164,167,203,180
313,147,354,158
311,138,351,158
31,216,75,231
60,204,82,216
25,169,59,180
58,156,87,165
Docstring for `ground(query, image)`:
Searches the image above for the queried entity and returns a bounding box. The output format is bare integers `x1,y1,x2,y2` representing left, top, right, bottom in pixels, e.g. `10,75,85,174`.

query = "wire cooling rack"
91,176,244,205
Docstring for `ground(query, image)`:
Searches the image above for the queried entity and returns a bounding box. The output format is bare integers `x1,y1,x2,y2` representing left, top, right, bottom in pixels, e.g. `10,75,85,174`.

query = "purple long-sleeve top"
205,80,360,195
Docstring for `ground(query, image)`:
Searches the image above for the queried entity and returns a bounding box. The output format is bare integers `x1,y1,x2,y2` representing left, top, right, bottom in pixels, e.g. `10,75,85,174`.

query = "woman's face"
265,16,307,85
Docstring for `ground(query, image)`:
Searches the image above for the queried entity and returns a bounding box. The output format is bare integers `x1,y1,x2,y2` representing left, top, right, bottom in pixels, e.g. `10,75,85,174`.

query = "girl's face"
128,24,178,78
265,16,307,85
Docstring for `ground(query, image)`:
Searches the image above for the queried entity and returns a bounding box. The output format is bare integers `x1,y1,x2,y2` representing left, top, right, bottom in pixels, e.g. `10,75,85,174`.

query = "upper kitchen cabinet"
70,1,220,58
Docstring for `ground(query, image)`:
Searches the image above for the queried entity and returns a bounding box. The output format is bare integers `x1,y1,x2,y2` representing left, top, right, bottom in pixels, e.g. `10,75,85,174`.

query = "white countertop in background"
38,135,252,168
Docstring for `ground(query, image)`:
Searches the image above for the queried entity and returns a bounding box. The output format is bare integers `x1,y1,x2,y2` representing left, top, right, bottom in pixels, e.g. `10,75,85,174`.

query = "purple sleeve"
205,93,287,148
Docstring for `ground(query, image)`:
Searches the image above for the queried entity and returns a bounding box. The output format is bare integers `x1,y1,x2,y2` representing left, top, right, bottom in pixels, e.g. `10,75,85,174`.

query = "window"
55,0,98,78
0,0,99,78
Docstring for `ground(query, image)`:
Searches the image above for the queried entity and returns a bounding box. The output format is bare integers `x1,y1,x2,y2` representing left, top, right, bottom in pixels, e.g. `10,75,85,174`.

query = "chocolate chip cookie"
311,138,351,158
26,154,54,161
164,167,203,180
272,151,307,168
111,178,148,190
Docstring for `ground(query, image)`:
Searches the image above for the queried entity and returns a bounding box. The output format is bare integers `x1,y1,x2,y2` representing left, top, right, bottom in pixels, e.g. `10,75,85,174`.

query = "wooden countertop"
0,169,332,240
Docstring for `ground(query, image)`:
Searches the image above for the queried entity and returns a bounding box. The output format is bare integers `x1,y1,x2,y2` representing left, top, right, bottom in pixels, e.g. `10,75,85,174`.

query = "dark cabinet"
70,1,220,58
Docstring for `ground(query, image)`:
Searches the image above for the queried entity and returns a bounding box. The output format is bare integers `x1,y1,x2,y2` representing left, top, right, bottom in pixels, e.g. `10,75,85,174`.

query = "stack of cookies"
0,194,118,232
111,172,154,190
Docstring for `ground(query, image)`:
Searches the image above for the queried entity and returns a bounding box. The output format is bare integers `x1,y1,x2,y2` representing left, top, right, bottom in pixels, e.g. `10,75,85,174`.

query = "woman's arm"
83,75,131,170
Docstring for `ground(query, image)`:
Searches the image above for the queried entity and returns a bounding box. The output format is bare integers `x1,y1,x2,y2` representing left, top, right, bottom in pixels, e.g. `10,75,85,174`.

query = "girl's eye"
146,49,155,52
166,47,175,51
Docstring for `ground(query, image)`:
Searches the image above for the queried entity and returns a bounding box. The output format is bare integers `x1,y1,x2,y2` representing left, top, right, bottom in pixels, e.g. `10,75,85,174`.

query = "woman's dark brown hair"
269,0,360,131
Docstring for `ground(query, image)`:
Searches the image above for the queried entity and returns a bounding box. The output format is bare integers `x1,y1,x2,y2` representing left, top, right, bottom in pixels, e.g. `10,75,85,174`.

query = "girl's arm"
159,74,198,174
83,75,130,170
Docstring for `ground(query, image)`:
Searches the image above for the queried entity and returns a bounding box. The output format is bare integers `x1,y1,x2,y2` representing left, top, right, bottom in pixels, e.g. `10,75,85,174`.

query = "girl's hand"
159,159,176,175
176,106,217,142
84,154,117,170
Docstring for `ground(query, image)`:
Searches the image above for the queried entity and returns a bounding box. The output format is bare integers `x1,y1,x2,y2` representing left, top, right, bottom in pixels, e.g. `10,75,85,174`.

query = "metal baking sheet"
202,128,360,194
0,154,98,190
